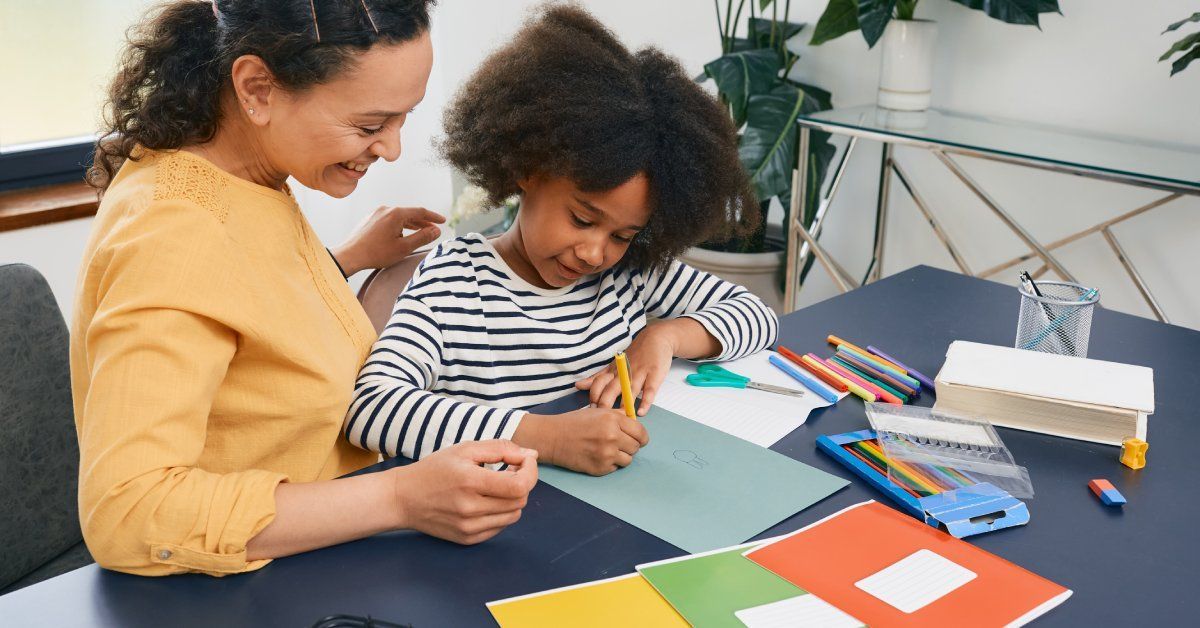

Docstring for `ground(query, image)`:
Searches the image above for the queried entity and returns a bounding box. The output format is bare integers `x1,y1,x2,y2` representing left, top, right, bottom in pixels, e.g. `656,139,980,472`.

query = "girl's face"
258,32,434,198
509,174,651,288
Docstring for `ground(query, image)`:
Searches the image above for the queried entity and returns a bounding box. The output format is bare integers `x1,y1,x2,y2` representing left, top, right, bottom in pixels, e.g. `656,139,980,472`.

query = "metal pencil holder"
1015,281,1098,358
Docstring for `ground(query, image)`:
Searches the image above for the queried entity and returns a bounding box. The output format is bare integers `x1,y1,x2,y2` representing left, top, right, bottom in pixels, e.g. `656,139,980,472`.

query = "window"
1,1,155,191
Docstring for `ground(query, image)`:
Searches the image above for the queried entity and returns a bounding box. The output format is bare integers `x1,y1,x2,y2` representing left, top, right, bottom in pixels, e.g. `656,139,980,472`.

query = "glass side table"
786,105,1200,321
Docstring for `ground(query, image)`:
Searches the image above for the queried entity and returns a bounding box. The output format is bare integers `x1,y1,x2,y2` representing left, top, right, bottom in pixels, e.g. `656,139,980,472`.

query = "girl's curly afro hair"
439,4,759,271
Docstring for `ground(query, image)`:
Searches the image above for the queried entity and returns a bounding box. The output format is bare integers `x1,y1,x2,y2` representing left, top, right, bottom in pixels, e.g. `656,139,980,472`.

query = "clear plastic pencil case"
864,403,1034,499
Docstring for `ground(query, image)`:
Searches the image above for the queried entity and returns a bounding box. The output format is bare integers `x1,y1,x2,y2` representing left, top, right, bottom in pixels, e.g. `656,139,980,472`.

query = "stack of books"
933,341,1154,446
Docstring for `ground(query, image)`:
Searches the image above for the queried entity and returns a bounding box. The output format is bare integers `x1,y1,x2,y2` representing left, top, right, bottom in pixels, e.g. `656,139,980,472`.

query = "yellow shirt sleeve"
76,197,287,576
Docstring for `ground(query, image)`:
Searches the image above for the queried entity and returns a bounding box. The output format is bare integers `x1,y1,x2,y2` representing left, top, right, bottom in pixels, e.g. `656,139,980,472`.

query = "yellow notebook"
487,572,687,627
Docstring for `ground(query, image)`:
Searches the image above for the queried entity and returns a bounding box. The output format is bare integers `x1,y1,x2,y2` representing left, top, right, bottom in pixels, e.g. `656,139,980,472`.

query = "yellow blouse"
71,149,379,576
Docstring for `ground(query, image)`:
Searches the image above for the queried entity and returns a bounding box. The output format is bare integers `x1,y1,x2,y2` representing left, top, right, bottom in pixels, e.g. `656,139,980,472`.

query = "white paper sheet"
855,549,976,613
653,351,846,448
735,594,864,627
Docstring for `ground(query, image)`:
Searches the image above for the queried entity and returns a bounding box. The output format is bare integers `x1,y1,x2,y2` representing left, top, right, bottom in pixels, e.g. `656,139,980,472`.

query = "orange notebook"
744,501,1071,627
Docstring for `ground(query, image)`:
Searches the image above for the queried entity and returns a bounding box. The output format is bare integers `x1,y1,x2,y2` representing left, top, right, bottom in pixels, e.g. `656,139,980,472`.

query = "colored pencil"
831,356,910,403
854,441,937,496
858,440,942,495
867,345,936,392
827,335,904,371
821,358,903,405
838,345,921,390
841,444,923,499
614,352,636,419
835,351,919,397
778,346,848,392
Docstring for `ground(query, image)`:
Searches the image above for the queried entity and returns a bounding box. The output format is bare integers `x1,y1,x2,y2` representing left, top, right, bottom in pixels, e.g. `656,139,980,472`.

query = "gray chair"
0,264,92,595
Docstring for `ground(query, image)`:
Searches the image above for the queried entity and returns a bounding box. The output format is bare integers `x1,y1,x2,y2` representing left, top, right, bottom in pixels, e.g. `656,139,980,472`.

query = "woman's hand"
512,408,649,476
331,205,446,276
391,440,538,545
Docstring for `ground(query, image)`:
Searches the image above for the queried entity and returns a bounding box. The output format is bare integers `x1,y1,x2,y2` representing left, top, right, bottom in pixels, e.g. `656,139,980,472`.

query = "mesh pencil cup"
1015,281,1099,358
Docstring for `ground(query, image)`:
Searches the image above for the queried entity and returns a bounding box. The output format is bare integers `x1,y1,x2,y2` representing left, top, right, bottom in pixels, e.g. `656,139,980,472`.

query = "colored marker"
769,355,839,403
778,346,848,392
867,345,936,392
821,358,903,405
614,352,636,419
831,356,910,402
835,351,919,397
827,335,903,371
838,345,921,390
801,355,875,402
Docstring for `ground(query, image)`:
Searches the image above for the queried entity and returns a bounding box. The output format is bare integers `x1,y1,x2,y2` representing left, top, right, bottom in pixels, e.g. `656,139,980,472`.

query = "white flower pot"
877,19,938,112
680,246,784,313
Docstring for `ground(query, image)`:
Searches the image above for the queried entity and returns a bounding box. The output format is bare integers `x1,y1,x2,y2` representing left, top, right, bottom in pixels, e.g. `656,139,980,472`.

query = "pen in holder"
1015,276,1099,358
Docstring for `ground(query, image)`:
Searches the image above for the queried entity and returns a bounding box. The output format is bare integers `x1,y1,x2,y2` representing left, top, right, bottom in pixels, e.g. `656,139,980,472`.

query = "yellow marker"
801,355,877,403
614,352,636,419
826,334,904,372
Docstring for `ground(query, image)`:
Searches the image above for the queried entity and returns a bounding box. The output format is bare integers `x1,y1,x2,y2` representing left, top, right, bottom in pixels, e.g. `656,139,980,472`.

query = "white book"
936,341,1154,413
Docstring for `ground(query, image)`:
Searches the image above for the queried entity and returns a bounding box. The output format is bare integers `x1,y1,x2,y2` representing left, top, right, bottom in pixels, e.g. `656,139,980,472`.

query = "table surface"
3,266,1197,627
799,105,1200,191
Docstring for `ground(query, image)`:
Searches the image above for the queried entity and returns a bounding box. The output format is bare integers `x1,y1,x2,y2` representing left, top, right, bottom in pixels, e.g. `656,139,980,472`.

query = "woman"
74,0,536,577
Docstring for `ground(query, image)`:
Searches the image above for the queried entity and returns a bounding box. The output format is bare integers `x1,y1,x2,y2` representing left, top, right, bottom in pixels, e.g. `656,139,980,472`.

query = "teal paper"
537,406,848,553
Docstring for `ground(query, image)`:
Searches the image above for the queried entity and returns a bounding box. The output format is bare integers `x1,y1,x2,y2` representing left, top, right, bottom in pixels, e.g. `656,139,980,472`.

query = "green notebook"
637,543,805,628
536,406,848,553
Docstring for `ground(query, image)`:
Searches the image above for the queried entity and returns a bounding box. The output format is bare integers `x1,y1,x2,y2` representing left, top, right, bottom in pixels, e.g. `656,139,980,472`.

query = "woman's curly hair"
89,0,435,192
440,4,759,272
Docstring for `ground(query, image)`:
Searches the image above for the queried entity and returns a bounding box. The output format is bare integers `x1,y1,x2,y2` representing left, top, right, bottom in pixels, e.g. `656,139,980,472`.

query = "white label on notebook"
734,594,864,627
855,549,976,613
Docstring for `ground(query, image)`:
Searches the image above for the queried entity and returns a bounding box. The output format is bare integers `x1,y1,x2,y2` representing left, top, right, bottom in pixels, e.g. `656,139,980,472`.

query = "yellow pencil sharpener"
1120,438,1148,470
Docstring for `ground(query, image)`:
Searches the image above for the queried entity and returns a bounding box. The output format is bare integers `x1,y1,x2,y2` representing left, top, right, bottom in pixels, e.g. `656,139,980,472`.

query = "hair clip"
308,0,322,43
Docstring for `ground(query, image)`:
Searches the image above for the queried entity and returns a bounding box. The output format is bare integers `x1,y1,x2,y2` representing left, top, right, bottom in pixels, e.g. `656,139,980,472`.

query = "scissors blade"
747,382,807,397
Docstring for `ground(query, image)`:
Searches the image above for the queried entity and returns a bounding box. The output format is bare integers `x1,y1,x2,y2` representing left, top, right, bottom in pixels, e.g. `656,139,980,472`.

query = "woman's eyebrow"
573,195,645,230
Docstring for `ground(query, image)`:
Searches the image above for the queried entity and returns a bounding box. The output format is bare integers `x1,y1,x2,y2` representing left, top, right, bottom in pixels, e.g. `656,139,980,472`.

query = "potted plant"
1160,11,1199,75
810,0,1061,111
684,0,838,311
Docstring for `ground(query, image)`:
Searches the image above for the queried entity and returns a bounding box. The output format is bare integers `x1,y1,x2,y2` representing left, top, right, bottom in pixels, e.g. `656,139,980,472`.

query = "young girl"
344,6,778,475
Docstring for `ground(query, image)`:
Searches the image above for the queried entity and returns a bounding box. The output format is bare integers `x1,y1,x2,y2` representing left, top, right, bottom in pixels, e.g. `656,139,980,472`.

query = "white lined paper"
654,352,845,447
735,594,864,627
855,549,976,613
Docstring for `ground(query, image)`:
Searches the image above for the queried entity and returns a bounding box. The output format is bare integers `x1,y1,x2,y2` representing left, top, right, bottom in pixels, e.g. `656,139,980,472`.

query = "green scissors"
685,364,806,398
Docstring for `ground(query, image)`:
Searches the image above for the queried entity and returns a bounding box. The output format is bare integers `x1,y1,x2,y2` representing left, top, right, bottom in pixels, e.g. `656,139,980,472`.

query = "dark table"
3,266,1196,626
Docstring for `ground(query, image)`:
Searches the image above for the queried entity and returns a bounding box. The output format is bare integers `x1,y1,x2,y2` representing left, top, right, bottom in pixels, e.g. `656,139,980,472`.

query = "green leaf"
1170,46,1200,76
759,0,774,11
786,79,833,110
748,17,807,49
857,0,896,48
949,0,1040,27
729,36,758,52
1037,0,1060,13
1161,32,1200,62
1164,12,1200,33
703,49,783,127
739,84,815,202
810,0,860,46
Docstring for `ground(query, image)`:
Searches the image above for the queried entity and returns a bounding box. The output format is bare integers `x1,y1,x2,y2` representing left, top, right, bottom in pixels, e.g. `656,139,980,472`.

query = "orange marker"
826,335,904,372
801,355,876,403
778,346,847,392
821,357,903,405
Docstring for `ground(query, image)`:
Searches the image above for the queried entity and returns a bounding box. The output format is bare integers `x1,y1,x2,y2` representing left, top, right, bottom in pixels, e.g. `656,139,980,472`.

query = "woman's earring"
248,108,256,115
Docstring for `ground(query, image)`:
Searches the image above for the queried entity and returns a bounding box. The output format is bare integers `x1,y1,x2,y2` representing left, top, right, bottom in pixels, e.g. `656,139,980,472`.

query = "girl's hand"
331,205,446,276
391,440,538,545
576,322,679,416
514,408,649,476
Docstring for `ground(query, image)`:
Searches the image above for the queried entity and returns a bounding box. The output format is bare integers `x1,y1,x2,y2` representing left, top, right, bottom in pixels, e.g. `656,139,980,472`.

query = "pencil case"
817,429,1030,538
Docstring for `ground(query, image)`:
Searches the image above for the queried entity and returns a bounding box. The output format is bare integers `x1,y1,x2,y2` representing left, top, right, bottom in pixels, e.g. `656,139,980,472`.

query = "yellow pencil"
614,352,636,419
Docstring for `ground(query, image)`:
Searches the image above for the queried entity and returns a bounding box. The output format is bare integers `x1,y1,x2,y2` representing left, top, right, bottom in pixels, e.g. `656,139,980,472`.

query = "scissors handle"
696,364,750,383
685,374,747,389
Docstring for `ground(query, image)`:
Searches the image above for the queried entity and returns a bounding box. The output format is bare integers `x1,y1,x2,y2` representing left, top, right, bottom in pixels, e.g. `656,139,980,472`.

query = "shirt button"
157,549,172,561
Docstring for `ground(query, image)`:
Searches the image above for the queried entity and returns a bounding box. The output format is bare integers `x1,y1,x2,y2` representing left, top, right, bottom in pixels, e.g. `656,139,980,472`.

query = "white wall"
3,0,1198,329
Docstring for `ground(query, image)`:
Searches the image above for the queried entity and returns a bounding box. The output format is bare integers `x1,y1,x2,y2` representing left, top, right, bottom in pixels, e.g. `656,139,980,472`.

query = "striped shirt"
344,233,779,459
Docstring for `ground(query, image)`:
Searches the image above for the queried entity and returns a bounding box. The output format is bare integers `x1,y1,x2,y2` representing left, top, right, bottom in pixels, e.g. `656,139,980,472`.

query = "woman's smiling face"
261,31,433,198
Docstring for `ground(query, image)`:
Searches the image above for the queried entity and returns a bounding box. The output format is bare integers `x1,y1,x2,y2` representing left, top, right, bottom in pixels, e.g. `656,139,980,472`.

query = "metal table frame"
784,113,1200,321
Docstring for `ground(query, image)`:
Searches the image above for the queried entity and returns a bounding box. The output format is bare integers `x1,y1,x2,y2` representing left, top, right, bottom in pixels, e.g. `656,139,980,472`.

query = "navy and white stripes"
344,233,779,459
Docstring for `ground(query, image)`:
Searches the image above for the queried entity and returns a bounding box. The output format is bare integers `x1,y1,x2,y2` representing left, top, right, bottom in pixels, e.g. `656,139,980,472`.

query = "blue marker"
769,354,839,403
